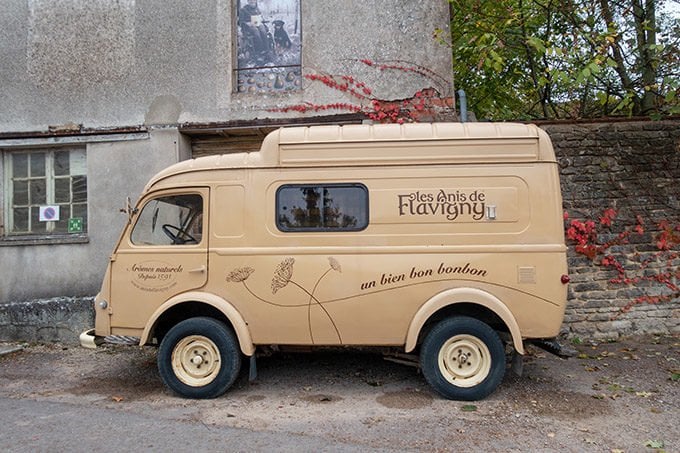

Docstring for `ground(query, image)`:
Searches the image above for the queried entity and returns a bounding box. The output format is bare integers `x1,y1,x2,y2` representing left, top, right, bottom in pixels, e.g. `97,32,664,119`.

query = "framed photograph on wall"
235,0,301,94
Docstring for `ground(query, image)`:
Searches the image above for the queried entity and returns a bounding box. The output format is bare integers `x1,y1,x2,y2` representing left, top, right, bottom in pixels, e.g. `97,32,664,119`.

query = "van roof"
146,122,554,190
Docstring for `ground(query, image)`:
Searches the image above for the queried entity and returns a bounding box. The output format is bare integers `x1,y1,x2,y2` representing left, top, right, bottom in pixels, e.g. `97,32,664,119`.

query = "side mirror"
119,197,138,224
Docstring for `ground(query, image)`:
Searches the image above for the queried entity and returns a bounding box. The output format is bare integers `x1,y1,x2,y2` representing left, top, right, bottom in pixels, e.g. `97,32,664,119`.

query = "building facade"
0,1,455,304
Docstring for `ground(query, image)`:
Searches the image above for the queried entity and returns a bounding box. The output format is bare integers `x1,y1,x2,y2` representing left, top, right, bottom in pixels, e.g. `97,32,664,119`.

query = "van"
80,122,570,401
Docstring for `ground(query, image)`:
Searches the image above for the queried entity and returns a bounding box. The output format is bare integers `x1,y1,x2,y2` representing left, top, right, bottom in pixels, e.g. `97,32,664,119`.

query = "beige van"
80,122,569,401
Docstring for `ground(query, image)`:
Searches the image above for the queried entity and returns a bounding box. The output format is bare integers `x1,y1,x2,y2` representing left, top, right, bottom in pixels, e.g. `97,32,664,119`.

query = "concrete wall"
0,128,190,301
0,0,453,132
0,1,453,305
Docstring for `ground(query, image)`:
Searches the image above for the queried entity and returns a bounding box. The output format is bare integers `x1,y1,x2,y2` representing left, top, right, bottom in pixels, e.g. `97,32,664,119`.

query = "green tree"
442,0,680,119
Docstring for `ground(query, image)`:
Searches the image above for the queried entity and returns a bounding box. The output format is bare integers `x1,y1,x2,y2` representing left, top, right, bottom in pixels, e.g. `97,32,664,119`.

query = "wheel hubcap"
191,355,204,365
438,334,491,388
171,335,221,387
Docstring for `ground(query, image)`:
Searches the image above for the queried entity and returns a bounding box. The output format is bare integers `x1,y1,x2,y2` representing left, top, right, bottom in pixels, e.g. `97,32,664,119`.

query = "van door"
109,188,209,332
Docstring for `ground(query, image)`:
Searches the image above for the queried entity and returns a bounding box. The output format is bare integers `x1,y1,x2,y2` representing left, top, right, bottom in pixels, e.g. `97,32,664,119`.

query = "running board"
528,338,577,358
104,335,141,346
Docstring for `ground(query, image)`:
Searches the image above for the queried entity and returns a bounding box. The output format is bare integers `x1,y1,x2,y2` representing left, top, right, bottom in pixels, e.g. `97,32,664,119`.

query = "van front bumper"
79,328,103,349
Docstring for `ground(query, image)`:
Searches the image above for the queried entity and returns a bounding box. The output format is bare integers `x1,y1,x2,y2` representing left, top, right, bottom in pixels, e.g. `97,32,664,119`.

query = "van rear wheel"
158,317,241,399
420,316,505,401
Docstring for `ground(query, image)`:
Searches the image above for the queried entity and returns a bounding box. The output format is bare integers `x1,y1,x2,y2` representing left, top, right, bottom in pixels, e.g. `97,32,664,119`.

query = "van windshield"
130,194,203,246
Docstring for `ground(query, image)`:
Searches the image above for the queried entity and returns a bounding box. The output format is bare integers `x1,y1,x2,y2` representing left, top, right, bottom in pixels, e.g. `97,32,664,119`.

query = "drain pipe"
457,89,468,123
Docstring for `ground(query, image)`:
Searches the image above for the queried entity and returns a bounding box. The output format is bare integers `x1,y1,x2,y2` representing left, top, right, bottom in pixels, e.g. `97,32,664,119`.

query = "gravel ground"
0,334,678,452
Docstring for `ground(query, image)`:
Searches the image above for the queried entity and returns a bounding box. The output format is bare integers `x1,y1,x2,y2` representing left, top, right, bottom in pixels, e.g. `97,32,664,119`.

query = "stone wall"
0,297,94,344
542,120,680,339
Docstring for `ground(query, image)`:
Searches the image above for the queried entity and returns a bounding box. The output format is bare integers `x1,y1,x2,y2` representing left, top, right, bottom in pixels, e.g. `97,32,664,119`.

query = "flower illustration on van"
271,258,295,294
226,257,342,343
225,266,255,283
328,256,342,273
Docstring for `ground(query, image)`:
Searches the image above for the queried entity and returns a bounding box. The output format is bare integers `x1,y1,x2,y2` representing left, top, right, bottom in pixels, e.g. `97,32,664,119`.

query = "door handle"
188,265,206,273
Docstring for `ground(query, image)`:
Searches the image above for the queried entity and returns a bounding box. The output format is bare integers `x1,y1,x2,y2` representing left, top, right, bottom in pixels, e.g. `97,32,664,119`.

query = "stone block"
0,297,94,344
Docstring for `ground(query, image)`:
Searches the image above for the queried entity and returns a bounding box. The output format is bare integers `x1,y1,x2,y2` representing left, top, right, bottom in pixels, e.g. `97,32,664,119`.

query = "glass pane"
53,205,70,233
323,187,368,229
13,180,29,206
12,208,29,232
30,153,46,177
278,187,317,229
277,185,368,231
131,194,203,246
72,203,88,232
30,179,47,204
30,206,45,233
55,177,71,203
54,151,70,176
69,149,87,176
12,154,28,178
72,176,87,203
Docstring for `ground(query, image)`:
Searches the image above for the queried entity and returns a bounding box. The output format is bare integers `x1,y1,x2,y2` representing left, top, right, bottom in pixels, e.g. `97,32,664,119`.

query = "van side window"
131,194,203,245
276,184,368,232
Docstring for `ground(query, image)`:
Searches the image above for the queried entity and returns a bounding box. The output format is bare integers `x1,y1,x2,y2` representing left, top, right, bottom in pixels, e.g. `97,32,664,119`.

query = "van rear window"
276,184,368,232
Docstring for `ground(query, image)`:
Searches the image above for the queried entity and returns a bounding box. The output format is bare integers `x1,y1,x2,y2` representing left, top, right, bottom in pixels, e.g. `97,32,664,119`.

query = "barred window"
276,184,368,232
3,148,87,236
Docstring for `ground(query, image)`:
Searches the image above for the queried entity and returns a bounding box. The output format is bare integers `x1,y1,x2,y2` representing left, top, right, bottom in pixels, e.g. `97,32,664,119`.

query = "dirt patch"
245,394,266,403
376,389,433,409
300,393,342,404
509,386,612,419
0,335,678,451
64,346,159,401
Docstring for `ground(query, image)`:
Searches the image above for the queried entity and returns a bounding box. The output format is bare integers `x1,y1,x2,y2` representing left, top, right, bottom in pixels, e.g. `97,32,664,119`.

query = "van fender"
141,291,255,356
405,287,525,355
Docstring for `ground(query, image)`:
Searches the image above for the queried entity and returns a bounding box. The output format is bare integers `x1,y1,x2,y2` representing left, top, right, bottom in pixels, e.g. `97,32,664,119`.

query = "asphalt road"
0,397,384,452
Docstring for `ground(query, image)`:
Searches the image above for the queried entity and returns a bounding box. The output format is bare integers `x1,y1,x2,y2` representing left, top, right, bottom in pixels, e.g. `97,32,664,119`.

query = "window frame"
2,146,88,242
275,183,369,233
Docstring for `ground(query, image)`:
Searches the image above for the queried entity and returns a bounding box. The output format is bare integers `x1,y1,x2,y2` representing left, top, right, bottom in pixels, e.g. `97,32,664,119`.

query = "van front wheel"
158,317,241,399
420,316,505,401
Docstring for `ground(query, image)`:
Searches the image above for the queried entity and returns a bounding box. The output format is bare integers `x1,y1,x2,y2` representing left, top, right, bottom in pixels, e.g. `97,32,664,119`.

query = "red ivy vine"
565,209,680,314
269,59,453,123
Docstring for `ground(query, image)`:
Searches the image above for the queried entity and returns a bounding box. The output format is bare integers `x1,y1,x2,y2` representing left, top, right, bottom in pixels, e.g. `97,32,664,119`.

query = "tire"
158,317,242,399
420,316,505,401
